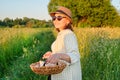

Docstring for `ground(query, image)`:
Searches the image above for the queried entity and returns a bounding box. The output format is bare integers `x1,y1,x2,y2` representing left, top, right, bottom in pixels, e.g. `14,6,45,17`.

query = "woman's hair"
56,23,73,32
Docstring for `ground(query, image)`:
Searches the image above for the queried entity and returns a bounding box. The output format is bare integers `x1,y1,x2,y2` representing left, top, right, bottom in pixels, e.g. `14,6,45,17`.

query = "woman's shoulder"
61,29,77,40
60,29,74,36
57,29,76,40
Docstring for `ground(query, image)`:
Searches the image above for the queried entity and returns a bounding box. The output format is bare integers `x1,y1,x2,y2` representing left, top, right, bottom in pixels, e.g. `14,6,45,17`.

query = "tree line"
0,17,53,28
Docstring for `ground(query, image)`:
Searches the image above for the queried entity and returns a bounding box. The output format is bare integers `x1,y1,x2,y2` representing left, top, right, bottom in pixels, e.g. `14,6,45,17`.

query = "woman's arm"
46,53,71,64
64,33,80,64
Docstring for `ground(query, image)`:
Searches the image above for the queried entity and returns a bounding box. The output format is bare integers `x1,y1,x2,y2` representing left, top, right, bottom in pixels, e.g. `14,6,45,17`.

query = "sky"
0,0,51,20
111,0,120,11
0,0,120,21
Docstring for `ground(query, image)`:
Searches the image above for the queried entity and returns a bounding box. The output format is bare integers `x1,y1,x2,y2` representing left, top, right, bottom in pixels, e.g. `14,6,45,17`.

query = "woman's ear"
67,20,70,24
65,19,69,23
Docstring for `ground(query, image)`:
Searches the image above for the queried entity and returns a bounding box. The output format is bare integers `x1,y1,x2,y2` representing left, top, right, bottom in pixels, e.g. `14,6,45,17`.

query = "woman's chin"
55,26,60,29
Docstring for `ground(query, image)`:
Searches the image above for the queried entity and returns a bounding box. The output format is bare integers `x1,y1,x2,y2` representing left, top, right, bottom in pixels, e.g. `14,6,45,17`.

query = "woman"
42,6,82,80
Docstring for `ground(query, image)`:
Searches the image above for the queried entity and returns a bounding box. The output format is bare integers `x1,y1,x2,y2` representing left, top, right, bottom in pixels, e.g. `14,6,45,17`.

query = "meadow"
0,27,120,80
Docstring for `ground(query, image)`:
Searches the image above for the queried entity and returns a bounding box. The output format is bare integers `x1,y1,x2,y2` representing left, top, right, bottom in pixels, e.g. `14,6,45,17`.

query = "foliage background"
48,0,120,27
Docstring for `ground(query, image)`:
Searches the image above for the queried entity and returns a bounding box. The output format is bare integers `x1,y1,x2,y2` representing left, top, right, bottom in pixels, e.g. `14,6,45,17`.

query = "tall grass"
74,27,120,80
0,27,120,80
0,28,55,79
0,28,36,77
3,30,55,80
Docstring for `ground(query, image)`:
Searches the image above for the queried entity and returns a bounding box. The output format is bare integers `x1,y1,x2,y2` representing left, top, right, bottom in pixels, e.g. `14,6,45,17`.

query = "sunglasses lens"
57,16,63,21
52,16,56,21
52,16,65,21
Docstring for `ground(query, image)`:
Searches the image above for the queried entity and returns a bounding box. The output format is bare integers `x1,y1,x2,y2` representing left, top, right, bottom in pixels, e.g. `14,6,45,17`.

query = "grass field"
75,27,120,80
0,27,120,80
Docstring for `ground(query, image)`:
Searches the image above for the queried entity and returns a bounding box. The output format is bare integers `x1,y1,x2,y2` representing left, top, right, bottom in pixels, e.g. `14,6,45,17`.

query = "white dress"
51,29,82,80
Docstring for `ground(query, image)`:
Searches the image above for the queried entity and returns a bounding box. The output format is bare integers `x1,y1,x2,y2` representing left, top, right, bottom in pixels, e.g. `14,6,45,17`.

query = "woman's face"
52,13,70,31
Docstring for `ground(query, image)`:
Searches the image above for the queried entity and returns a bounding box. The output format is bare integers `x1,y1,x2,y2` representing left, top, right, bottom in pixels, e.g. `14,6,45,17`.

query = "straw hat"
50,6,72,22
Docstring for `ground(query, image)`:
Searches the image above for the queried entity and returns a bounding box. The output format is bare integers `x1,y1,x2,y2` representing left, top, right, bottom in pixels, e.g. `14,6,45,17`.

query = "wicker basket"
30,61,66,75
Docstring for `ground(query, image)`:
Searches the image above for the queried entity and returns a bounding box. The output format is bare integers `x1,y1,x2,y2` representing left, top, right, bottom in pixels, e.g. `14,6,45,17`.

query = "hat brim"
50,12,61,17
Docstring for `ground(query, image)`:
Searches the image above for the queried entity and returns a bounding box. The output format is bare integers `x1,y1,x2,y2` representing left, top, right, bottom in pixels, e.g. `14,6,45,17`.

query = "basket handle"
43,61,46,66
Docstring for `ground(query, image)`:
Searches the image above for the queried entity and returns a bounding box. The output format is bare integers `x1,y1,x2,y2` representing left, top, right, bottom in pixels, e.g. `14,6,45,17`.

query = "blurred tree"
26,20,34,28
13,18,23,25
3,17,13,27
22,17,30,25
0,20,2,25
48,0,120,27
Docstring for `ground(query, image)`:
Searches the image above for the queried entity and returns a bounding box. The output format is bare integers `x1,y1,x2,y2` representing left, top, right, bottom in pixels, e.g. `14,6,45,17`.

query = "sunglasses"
52,16,66,21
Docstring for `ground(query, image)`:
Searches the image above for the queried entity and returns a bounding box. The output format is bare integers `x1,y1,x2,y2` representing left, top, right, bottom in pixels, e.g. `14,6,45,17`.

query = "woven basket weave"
30,61,66,75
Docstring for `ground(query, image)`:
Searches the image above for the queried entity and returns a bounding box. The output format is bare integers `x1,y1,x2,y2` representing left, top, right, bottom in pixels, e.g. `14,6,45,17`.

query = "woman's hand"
42,51,52,59
46,54,61,64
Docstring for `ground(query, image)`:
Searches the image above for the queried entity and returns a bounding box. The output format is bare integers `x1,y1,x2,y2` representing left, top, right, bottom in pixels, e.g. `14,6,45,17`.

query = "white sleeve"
64,33,80,65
